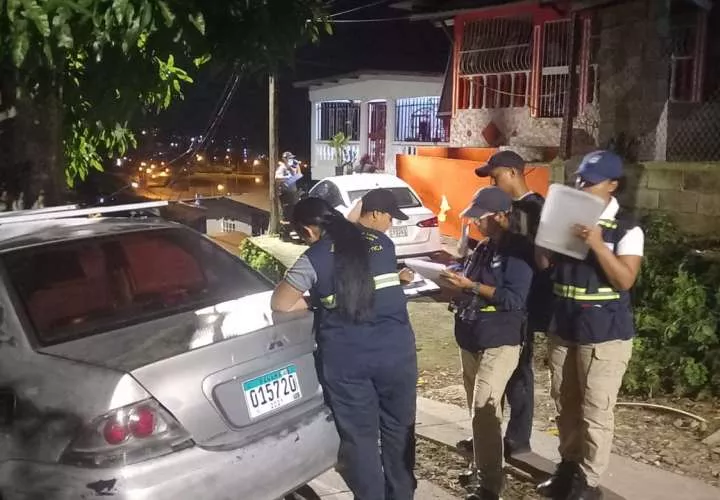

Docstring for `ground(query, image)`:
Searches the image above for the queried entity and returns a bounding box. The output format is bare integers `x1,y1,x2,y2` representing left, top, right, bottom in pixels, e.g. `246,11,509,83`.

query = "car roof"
324,173,411,192
0,217,179,253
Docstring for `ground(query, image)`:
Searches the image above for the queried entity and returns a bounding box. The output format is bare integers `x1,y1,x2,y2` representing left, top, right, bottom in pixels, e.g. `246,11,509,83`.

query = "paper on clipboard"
404,258,448,283
535,184,606,260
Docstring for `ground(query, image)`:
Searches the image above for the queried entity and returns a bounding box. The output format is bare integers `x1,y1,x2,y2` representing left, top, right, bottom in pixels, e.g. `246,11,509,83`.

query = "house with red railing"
381,0,719,240
392,0,716,162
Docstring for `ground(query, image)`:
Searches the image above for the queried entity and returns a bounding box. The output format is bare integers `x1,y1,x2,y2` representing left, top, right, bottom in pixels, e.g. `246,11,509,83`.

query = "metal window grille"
669,3,701,102
317,101,360,141
395,97,448,142
457,16,533,112
539,19,570,118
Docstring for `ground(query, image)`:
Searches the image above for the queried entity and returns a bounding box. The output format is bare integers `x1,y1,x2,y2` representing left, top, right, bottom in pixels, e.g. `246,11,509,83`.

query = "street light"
196,154,204,162
217,184,225,192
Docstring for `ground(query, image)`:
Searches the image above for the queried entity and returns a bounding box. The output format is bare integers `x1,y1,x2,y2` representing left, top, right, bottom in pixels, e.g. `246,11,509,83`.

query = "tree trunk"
267,73,281,235
1,71,66,208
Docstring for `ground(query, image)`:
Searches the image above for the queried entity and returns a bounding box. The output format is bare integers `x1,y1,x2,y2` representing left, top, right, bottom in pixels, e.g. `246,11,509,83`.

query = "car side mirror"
0,388,16,427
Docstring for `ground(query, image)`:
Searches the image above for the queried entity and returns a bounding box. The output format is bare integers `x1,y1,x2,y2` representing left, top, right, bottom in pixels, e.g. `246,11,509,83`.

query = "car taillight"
61,399,193,468
417,216,439,228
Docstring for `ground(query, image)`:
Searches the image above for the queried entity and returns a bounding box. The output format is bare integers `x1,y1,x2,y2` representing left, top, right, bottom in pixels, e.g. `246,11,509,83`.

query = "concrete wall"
595,0,671,161
619,162,720,234
450,108,562,148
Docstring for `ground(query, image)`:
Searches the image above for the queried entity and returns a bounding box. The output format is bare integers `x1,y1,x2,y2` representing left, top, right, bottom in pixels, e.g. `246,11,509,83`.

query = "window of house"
456,16,533,111
317,101,361,141
395,97,448,142
669,2,706,103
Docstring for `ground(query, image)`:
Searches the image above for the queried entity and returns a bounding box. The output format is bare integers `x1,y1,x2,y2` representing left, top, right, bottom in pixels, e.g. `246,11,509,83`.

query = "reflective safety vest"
454,233,532,352
304,228,413,352
551,216,636,344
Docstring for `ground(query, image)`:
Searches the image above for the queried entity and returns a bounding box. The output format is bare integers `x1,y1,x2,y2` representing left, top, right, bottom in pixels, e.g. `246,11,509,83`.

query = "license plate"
389,226,408,238
242,365,302,419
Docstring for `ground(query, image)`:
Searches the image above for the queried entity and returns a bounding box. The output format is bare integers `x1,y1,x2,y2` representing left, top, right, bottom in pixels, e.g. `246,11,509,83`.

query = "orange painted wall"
397,154,550,240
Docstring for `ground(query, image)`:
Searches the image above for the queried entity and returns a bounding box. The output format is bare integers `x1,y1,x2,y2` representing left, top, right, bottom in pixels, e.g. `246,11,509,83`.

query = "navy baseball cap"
575,150,623,184
461,186,512,219
361,188,409,220
475,150,526,177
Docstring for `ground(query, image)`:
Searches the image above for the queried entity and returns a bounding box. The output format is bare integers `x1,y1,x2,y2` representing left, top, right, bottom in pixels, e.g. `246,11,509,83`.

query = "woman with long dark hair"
271,193,417,500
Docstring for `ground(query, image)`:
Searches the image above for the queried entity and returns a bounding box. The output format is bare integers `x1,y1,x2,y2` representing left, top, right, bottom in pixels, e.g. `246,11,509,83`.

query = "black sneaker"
537,460,579,498
566,472,602,500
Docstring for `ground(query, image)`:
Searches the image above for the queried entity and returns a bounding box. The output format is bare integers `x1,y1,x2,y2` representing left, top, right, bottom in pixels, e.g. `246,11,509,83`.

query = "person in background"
270,191,417,500
440,187,534,500
455,150,551,461
535,150,644,500
275,151,301,236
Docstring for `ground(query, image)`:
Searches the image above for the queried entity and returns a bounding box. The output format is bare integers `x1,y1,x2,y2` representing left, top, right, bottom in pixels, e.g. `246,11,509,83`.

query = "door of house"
368,101,387,171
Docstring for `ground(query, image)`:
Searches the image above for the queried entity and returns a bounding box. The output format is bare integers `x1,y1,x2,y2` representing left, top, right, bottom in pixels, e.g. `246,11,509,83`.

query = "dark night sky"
156,1,451,161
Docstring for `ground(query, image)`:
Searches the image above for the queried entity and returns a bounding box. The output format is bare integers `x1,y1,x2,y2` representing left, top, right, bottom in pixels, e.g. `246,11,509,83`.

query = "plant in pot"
330,132,350,176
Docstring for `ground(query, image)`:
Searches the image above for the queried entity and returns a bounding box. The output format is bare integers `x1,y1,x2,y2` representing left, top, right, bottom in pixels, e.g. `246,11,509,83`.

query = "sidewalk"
309,470,454,499
416,397,720,500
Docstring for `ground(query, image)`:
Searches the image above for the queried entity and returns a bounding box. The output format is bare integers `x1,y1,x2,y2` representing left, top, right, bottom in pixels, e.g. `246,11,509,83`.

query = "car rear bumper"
0,406,339,500
395,241,444,260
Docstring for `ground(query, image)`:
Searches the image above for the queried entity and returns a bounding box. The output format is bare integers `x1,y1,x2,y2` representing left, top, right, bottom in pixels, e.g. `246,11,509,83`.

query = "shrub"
238,239,286,284
624,214,720,398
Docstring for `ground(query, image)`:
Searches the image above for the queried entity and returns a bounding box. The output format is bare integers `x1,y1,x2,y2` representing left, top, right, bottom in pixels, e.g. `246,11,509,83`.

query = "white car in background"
308,174,443,259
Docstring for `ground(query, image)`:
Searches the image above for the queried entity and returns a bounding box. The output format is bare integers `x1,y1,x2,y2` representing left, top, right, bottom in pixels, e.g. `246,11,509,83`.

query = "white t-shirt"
600,197,644,257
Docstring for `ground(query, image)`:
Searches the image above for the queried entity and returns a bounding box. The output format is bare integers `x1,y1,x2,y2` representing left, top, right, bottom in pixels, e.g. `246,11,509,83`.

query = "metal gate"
368,101,386,171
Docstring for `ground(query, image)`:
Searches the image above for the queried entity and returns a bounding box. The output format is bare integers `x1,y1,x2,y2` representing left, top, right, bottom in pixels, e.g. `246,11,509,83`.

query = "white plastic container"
535,183,606,260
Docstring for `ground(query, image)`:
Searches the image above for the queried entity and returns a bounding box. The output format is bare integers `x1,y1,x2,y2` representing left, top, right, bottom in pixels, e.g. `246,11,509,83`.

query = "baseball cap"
575,150,623,184
361,188,409,221
282,151,295,159
474,150,525,177
461,186,512,219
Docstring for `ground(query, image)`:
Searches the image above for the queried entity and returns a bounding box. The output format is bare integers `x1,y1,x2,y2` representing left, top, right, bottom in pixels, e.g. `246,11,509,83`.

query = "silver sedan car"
0,213,339,499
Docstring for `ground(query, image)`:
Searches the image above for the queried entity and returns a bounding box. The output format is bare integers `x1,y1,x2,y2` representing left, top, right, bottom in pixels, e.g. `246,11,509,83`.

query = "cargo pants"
460,345,521,495
548,335,633,487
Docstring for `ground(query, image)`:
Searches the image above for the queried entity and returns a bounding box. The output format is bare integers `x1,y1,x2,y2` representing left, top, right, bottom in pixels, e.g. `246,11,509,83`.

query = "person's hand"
439,270,474,290
399,268,415,284
573,224,604,250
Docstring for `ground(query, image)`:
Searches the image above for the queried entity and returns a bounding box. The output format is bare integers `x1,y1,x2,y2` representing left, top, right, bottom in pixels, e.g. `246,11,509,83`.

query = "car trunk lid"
38,291,325,448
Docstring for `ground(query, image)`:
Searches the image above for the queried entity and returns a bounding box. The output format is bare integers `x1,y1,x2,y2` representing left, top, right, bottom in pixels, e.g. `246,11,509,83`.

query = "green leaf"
193,54,211,68
189,12,205,34
157,1,175,27
21,0,50,37
112,0,128,24
12,30,29,67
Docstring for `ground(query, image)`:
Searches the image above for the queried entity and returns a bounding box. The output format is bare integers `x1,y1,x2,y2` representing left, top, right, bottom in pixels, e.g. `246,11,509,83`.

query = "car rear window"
347,187,421,208
3,228,271,346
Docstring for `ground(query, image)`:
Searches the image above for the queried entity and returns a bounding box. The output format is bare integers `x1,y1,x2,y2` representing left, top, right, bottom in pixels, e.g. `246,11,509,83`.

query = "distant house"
393,0,718,161
294,71,451,179
161,197,268,236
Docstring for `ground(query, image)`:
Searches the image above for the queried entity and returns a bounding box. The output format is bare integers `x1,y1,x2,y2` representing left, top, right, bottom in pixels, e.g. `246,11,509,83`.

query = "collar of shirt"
515,191,536,201
599,196,620,220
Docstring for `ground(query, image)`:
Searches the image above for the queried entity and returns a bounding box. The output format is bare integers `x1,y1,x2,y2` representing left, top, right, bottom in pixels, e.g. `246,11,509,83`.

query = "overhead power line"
330,0,396,18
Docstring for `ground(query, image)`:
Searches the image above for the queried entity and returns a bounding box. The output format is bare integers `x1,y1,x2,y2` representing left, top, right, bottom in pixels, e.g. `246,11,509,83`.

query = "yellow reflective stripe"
553,283,620,301
320,295,336,308
318,273,402,309
374,273,402,290
598,219,618,229
480,305,497,312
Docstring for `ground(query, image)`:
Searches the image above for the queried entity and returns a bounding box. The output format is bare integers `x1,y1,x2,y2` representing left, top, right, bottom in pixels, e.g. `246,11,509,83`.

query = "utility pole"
559,12,581,160
267,72,280,234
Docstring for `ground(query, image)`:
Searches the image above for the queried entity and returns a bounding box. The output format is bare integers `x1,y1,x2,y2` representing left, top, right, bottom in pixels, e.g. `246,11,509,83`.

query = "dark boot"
537,460,579,498
465,487,499,500
503,437,532,461
566,472,602,500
